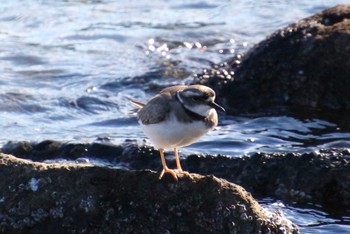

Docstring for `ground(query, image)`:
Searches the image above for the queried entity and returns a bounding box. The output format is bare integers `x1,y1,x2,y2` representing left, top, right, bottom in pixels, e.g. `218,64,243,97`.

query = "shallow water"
0,0,349,232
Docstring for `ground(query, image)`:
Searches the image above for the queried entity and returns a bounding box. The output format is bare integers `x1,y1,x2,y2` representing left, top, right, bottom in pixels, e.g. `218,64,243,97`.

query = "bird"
131,85,225,180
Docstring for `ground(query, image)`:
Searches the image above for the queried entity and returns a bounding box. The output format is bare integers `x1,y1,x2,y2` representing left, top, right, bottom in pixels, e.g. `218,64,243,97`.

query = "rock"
2,141,350,215
195,5,350,115
0,153,298,233
1,140,125,162
184,150,350,216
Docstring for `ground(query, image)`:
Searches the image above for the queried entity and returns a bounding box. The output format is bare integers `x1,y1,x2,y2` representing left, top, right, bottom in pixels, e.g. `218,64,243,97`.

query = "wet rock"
1,140,124,163
185,150,350,216
195,5,350,115
0,153,298,234
2,141,350,215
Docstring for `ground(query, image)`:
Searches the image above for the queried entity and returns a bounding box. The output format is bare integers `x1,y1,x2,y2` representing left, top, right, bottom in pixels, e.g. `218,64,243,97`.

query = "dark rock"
2,140,350,215
184,150,350,216
1,140,170,171
0,153,298,233
1,140,124,163
195,5,350,116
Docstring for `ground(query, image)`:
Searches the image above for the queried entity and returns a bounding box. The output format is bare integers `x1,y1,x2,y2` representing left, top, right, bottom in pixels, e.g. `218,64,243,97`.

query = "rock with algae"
3,140,350,215
0,153,298,234
195,4,350,115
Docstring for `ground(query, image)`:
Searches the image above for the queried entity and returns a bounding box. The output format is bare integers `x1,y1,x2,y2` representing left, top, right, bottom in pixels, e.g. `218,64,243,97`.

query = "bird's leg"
158,149,178,180
174,148,189,176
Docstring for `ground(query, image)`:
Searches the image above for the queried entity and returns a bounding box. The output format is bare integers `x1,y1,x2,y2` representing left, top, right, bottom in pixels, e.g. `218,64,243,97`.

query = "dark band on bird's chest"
183,106,206,122
176,93,206,122
181,107,216,129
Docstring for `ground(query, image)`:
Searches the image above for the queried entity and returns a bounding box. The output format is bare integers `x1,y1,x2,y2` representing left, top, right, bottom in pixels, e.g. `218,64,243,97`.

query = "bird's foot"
175,169,190,177
159,167,178,181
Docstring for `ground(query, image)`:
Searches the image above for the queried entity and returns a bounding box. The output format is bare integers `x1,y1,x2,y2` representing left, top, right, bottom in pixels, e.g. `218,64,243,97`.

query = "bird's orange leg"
174,148,189,176
158,149,178,180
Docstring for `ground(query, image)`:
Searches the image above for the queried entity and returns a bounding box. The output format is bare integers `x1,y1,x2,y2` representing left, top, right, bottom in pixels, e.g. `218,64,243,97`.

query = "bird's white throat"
176,91,213,117
186,103,213,117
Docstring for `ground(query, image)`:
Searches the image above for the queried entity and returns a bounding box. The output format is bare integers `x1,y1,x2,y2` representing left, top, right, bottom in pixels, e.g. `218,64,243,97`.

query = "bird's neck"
176,91,206,121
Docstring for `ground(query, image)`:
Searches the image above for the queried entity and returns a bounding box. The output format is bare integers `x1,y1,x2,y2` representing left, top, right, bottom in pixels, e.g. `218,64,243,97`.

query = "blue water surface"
0,0,349,232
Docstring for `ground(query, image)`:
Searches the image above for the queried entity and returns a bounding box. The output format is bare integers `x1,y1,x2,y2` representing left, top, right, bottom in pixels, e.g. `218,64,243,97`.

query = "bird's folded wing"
137,95,171,124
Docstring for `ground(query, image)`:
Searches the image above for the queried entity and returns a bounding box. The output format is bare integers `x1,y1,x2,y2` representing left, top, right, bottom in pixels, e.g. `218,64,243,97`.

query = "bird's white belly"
140,115,211,149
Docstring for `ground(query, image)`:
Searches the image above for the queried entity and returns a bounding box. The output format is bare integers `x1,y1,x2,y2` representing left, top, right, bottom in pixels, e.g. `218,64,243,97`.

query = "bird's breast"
140,113,215,149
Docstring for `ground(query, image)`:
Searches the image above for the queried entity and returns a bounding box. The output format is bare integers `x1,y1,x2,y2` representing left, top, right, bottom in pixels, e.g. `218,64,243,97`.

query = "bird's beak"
209,101,225,112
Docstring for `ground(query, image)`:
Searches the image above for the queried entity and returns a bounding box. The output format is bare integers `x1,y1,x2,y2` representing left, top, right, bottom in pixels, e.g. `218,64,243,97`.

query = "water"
0,0,349,232
261,198,350,233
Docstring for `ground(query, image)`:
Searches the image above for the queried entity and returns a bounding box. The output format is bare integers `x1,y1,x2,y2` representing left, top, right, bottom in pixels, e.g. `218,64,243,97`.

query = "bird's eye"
192,97,201,102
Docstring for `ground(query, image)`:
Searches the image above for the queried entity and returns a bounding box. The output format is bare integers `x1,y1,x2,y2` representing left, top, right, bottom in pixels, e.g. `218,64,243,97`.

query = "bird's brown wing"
137,94,171,125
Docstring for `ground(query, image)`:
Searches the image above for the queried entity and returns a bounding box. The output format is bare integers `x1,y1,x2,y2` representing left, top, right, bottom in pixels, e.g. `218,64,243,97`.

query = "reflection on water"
185,115,350,156
0,0,349,233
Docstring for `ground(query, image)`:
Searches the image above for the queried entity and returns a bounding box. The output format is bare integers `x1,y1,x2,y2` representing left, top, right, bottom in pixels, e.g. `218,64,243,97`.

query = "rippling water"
0,0,349,232
261,198,350,233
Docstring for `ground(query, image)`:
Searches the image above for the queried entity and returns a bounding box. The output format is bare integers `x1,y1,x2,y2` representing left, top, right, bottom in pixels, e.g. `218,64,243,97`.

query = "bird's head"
177,85,225,117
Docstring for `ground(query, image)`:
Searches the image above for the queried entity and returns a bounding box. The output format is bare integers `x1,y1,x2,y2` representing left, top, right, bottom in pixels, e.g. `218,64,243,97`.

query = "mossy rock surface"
0,153,298,234
196,4,350,115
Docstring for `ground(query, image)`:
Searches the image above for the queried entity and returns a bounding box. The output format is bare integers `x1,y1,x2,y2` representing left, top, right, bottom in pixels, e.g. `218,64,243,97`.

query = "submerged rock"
195,4,350,115
0,153,298,233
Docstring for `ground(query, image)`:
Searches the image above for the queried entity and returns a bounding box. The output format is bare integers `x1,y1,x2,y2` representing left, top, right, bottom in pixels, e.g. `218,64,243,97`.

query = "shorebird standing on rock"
132,85,225,180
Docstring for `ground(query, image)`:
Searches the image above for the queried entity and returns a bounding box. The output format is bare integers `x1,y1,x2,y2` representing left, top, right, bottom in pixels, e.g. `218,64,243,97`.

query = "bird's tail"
130,100,145,108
